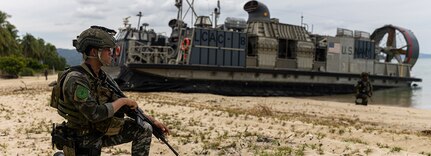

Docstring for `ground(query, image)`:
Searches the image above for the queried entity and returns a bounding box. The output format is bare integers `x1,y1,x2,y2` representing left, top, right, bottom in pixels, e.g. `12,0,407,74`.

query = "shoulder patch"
74,84,89,101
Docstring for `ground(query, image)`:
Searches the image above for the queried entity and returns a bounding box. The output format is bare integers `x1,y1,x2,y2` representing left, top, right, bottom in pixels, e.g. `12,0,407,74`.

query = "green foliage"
274,146,293,156
20,67,34,76
389,146,402,153
25,58,45,71
0,10,67,73
0,56,25,77
0,11,20,56
42,43,67,70
21,33,39,59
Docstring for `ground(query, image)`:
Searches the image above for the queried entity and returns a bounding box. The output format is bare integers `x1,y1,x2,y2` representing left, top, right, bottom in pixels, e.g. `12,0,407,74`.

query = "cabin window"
247,37,257,56
254,73,260,77
127,31,139,40
141,33,148,41
314,47,326,61
278,39,288,58
287,40,297,59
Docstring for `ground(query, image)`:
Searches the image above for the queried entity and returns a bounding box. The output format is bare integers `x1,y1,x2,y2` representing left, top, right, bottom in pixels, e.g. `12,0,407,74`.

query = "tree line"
0,10,66,78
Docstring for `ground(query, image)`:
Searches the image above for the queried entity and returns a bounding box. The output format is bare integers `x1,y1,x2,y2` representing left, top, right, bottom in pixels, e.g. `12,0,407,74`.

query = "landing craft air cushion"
103,0,421,96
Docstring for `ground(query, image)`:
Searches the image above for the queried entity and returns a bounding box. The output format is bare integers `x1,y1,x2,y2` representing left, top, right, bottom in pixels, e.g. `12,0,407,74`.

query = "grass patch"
105,147,130,155
316,132,326,140
258,146,293,156
0,143,7,150
421,130,431,136
316,144,324,155
376,143,389,148
343,137,368,145
22,119,51,134
203,141,220,150
389,146,402,153
338,129,345,135
294,144,306,156
364,148,372,155
250,104,273,117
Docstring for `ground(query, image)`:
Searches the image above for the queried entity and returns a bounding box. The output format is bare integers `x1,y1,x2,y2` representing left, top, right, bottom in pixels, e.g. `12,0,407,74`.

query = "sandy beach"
0,75,430,156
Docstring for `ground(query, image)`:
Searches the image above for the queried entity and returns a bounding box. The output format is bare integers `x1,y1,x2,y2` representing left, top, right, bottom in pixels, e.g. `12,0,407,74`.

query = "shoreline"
305,87,430,110
0,75,430,155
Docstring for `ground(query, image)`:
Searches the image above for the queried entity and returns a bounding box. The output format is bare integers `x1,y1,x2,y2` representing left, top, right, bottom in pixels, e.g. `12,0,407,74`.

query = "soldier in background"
44,69,48,80
355,72,373,105
50,26,169,156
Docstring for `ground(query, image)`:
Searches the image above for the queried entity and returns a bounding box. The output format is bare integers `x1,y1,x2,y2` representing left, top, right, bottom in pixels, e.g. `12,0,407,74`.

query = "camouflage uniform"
355,72,373,105
51,26,153,156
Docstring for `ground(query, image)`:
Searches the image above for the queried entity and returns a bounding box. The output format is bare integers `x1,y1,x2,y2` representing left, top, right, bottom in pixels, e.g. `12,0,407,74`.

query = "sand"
0,75,430,156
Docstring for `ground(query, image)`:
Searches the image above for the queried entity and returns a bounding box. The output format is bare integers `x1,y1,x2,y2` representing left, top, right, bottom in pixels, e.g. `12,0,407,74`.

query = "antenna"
123,16,131,28
210,12,214,27
136,11,143,29
175,0,182,19
301,13,303,27
214,0,221,28
175,0,183,28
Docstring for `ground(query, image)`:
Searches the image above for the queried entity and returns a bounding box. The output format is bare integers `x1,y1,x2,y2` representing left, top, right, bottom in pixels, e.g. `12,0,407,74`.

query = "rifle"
368,93,373,103
106,78,179,156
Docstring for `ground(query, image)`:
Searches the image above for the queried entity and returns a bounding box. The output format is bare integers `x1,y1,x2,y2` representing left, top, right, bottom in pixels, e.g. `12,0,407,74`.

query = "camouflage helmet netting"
74,26,116,53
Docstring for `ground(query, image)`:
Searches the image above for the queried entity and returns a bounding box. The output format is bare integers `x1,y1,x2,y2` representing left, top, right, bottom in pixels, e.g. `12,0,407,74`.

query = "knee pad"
138,122,153,137
143,122,153,132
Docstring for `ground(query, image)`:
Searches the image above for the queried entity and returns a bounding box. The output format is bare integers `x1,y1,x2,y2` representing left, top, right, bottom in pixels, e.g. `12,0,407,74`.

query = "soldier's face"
100,48,113,65
362,76,368,81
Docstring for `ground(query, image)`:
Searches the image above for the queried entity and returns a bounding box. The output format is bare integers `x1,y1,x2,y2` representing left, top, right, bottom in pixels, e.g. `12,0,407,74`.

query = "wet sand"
0,75,430,155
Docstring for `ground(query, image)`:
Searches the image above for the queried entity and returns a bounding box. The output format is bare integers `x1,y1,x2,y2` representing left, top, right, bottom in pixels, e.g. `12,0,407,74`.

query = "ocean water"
409,58,431,109
309,58,431,110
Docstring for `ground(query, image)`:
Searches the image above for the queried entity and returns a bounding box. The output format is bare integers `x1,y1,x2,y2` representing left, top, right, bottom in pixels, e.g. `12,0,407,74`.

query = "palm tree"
21,33,39,59
0,10,67,71
0,11,19,56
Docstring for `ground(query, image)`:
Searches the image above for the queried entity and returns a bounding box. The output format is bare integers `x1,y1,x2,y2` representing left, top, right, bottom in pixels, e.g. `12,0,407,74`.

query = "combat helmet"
73,26,117,64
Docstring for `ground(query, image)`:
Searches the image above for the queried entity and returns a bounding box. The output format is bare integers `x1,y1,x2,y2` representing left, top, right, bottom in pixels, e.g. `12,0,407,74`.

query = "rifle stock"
106,79,179,156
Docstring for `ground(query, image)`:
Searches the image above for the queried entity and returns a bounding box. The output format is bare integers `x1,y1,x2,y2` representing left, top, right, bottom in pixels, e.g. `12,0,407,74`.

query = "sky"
0,0,430,53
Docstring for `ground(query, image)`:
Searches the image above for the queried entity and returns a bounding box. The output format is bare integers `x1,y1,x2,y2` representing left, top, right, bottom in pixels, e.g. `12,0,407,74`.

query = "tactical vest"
357,80,372,94
50,66,88,127
50,64,123,135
